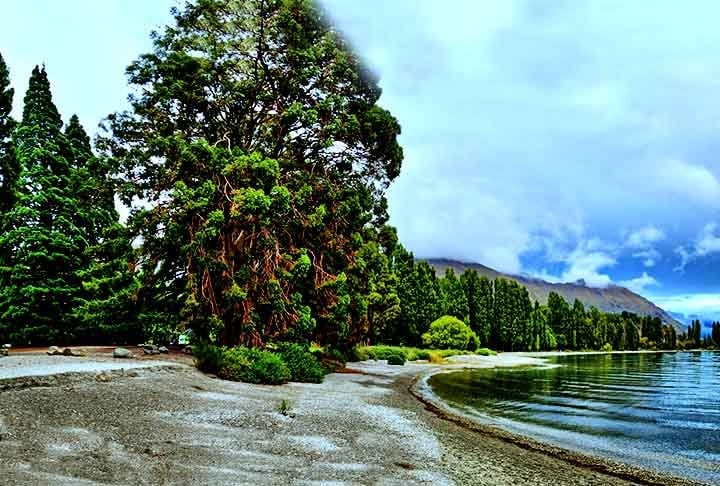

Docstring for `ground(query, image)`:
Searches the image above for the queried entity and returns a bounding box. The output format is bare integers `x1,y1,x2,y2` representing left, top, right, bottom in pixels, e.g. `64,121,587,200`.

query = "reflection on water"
428,352,720,484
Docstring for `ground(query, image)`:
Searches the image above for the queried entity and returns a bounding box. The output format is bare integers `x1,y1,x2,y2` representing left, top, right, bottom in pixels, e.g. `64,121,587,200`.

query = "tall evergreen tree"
460,269,491,345
0,66,86,344
63,115,141,343
0,52,18,323
440,268,469,322
547,291,570,348
0,52,17,219
476,275,494,346
101,0,403,347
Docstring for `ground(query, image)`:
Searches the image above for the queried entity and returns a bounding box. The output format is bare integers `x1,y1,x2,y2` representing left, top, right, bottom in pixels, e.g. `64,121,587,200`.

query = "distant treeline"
379,247,679,352
683,320,720,349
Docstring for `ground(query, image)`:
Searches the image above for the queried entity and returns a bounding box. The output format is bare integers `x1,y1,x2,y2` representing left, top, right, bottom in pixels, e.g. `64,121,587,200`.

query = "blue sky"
2,1,720,320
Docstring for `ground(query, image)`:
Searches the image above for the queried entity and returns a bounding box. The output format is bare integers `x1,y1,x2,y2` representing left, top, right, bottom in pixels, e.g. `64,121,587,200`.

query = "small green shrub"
326,347,348,363
387,353,406,365
351,345,477,363
351,346,372,361
422,316,479,350
219,346,253,381
601,343,613,352
474,347,497,356
242,351,291,385
278,399,291,416
278,343,326,383
193,342,226,374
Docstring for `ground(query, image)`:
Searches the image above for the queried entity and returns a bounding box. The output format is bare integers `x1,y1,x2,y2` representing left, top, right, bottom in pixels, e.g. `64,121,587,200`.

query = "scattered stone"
62,347,86,357
183,345,193,355
95,371,113,383
113,347,134,359
0,416,7,440
0,345,8,357
143,345,160,355
158,346,169,354
47,346,62,356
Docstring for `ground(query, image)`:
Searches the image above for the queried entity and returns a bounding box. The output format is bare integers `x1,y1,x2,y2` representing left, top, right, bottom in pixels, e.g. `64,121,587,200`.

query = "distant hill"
427,258,684,333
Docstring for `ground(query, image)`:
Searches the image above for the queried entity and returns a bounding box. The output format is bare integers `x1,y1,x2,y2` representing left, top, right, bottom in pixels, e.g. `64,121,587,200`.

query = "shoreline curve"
409,355,708,486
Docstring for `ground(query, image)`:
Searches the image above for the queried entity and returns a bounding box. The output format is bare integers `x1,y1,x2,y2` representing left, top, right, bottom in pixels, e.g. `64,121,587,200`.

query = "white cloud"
675,222,720,270
619,272,659,293
632,248,661,267
656,160,720,208
560,245,616,287
624,225,665,248
622,225,665,267
534,235,617,287
651,293,720,316
695,222,720,255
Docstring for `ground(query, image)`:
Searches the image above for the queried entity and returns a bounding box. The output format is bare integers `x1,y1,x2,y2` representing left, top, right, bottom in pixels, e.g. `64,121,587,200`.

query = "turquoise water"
428,352,720,484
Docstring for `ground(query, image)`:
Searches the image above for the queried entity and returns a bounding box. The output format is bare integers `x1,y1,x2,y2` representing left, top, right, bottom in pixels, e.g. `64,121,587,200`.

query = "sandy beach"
0,350,705,485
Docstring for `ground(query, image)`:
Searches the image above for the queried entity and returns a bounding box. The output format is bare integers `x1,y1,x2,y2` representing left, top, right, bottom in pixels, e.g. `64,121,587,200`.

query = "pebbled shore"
0,351,706,485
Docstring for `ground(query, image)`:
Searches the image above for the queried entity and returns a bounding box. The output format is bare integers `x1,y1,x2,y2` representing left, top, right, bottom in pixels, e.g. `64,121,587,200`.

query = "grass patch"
352,345,496,363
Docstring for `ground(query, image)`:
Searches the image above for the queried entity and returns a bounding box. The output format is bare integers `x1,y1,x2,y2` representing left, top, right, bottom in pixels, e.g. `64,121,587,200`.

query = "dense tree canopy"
100,0,403,348
0,66,133,345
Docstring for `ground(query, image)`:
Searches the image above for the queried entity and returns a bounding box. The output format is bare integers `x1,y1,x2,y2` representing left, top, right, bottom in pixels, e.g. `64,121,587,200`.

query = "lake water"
428,352,720,484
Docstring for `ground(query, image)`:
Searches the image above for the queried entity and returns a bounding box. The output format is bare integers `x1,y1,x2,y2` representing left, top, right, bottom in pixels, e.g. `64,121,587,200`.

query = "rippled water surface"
428,352,720,483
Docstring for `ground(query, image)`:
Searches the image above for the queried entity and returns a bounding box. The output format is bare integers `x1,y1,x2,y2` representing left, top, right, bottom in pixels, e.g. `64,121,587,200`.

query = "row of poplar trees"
378,251,678,352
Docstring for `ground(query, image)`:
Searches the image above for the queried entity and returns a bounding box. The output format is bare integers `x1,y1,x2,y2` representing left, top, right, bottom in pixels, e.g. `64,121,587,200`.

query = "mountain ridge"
426,258,684,333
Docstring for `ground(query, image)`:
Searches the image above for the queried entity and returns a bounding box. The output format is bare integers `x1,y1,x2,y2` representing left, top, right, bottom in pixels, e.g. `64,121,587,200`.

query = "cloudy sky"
2,1,720,319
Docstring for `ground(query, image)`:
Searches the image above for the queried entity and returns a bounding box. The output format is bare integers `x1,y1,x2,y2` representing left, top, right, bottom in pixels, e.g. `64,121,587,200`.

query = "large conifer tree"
0,52,17,219
0,66,86,344
0,53,18,334
102,0,403,347
65,114,141,343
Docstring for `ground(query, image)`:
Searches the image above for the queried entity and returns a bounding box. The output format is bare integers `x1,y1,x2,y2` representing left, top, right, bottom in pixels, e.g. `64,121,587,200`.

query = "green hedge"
352,345,495,363
194,343,325,385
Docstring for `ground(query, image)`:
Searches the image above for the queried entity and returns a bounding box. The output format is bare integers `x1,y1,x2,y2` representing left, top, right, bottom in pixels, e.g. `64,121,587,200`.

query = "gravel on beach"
0,352,703,485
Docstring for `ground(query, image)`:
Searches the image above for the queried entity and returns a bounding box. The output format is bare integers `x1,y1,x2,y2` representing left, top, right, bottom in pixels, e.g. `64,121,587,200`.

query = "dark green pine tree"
0,52,17,219
0,53,19,336
65,115,142,344
0,66,87,344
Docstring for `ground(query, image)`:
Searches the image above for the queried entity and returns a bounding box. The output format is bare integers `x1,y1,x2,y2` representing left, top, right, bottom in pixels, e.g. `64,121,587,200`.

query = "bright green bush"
387,353,406,365
474,347,497,356
194,345,294,385
278,343,326,383
241,350,291,385
601,343,613,352
351,345,475,362
422,316,479,350
219,346,253,381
